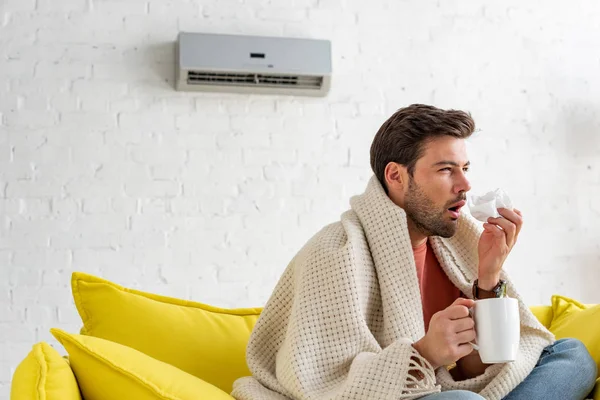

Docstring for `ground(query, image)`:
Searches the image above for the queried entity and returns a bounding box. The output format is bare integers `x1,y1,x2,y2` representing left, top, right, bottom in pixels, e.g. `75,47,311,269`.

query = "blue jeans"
420,339,597,400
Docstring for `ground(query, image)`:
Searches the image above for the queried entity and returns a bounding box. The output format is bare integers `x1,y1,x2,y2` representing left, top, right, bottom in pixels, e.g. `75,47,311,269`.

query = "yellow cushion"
10,342,81,400
548,296,600,400
548,295,600,377
70,272,261,393
529,305,553,329
51,328,233,400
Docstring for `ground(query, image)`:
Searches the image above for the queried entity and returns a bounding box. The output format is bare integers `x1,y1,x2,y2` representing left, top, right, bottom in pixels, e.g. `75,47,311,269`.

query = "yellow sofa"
9,272,600,400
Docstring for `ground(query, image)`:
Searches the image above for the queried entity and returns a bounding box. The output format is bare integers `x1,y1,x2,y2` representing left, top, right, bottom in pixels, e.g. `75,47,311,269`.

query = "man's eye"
463,168,470,173
440,168,452,172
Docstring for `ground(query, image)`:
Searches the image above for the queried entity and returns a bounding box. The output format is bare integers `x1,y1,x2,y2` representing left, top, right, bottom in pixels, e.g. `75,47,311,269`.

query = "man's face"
403,136,471,238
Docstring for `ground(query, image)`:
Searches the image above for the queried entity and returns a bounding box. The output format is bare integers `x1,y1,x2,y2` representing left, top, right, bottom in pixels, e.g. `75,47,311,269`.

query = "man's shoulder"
286,212,376,290
295,210,369,263
302,220,346,254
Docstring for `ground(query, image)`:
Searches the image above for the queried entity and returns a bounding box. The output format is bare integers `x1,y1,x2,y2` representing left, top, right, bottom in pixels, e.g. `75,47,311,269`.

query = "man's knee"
553,338,597,387
455,391,485,400
439,390,485,400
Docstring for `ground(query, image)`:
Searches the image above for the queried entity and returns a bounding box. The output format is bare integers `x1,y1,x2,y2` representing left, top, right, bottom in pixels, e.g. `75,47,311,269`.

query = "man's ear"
384,162,408,192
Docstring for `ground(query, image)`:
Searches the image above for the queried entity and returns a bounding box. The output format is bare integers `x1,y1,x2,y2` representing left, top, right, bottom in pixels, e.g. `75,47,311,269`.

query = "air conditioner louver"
187,71,324,90
176,32,332,97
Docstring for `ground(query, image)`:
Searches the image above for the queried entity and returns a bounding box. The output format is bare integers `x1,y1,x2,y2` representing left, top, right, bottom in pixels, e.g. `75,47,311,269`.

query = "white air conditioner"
176,32,332,97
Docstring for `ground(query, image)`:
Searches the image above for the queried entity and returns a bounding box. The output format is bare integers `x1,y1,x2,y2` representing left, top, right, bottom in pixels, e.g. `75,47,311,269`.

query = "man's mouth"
447,200,466,219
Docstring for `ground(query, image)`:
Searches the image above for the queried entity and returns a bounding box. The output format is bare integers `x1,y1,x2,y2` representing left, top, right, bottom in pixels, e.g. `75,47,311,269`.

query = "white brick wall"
2,0,600,397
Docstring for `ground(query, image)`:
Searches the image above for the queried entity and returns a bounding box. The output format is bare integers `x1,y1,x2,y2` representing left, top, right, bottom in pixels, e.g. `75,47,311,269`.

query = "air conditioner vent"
187,71,323,90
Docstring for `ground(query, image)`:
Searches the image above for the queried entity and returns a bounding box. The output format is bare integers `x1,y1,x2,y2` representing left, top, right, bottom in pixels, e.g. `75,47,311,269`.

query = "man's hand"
477,208,523,290
413,298,476,370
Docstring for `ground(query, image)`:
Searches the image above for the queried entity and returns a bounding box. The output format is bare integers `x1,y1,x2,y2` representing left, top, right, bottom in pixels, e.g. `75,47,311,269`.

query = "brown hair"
370,104,475,190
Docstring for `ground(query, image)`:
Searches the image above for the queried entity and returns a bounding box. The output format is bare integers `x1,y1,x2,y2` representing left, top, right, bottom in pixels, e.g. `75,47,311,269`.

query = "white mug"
469,297,520,364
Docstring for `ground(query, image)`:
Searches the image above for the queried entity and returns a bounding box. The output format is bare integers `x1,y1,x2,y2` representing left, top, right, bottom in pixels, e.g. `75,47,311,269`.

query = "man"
232,104,596,400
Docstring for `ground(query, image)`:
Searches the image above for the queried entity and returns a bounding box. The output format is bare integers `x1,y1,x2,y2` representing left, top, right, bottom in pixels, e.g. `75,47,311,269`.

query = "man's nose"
455,173,471,194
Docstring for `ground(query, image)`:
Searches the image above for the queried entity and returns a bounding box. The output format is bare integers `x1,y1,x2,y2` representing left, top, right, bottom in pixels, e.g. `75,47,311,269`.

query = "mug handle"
468,307,479,351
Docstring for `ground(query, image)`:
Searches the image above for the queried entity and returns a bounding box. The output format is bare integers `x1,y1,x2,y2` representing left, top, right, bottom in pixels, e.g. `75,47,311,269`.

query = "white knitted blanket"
232,176,554,400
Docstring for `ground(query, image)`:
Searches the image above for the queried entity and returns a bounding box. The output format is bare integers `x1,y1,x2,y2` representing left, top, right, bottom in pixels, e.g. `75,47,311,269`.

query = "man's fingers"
487,216,516,246
455,343,475,359
483,222,503,233
482,223,505,241
456,329,477,344
498,208,523,236
453,316,475,333
445,298,475,320
451,297,475,308
446,305,471,320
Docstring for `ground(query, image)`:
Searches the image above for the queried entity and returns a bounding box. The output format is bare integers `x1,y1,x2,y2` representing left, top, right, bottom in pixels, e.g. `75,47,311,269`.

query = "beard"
404,177,465,238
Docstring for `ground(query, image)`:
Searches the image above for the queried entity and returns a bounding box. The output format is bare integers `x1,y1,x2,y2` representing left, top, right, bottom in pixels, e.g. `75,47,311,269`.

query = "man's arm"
450,207,524,380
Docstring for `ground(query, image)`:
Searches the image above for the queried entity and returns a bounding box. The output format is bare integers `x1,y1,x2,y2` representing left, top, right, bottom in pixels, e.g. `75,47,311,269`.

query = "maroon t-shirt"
413,239,462,332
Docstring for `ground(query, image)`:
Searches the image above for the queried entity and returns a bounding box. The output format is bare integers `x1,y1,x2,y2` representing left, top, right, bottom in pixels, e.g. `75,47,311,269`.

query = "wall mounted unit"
176,32,332,97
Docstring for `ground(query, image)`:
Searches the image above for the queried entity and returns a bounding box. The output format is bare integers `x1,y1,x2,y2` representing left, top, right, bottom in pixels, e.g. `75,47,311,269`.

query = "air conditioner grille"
187,71,323,89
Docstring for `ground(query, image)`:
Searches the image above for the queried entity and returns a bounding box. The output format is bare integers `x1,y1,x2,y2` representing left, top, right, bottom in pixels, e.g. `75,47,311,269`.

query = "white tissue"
468,188,513,222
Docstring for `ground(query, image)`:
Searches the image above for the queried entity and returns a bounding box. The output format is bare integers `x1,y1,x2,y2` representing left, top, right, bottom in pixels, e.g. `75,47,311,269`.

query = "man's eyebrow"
432,161,471,167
